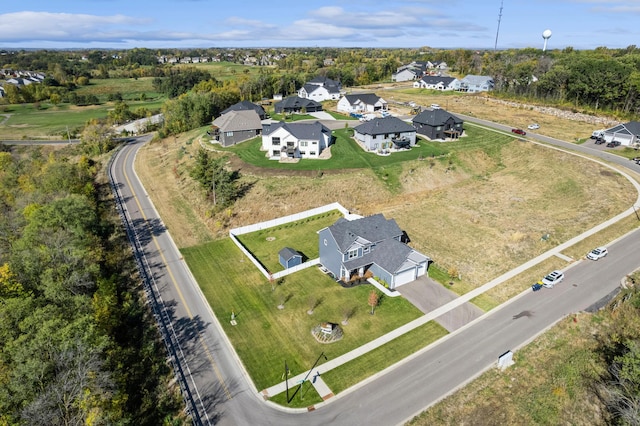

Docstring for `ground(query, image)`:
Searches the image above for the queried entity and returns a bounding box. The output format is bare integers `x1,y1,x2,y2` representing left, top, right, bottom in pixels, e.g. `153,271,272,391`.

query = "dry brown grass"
134,96,637,290
406,313,606,426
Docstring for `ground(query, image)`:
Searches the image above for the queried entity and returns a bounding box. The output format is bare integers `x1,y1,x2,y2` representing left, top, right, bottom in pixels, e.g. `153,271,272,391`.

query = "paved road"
110,132,640,426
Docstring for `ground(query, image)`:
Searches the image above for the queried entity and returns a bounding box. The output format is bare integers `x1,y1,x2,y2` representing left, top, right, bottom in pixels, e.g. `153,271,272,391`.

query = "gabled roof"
221,100,266,117
275,96,322,110
354,116,415,136
262,121,330,140
418,76,457,86
279,247,301,261
605,121,640,135
343,93,384,105
343,238,426,274
212,110,262,132
302,81,341,95
307,76,340,86
461,75,494,85
326,213,402,253
412,108,462,127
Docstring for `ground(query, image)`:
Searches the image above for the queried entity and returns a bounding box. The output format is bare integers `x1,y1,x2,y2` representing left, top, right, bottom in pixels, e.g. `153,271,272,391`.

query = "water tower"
542,29,552,52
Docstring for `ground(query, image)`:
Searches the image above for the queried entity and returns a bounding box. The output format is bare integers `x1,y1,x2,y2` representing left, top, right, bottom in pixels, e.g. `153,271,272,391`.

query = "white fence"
229,202,352,279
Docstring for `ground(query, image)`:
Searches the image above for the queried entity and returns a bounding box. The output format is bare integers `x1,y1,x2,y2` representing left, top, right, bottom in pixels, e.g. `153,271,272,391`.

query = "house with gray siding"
211,110,262,147
412,108,464,140
353,116,417,152
318,214,429,289
602,121,640,146
274,96,323,114
458,75,494,93
221,100,267,120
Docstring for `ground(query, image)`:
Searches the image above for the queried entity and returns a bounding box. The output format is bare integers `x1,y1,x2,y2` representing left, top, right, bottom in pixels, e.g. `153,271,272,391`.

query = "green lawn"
181,238,423,391
320,321,448,394
225,128,451,171
177,61,270,81
75,77,163,102
0,98,165,139
235,210,343,273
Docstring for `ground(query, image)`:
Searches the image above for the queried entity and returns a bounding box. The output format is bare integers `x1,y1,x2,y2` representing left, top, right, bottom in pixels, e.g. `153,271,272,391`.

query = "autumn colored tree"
368,290,379,315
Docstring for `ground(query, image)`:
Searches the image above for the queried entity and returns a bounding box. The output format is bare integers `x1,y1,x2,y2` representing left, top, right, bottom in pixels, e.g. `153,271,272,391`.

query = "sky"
1,0,638,51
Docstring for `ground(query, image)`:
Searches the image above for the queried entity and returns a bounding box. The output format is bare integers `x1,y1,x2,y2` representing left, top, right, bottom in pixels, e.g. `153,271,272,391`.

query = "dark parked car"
594,137,605,145
606,140,621,148
512,128,526,135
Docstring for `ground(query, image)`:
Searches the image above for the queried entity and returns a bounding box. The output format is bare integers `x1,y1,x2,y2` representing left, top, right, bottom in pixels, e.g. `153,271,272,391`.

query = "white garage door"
394,267,417,288
616,134,633,146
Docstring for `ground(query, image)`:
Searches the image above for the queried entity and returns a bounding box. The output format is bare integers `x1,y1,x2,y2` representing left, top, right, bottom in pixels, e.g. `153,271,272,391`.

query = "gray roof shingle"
327,213,402,253
262,121,330,140
412,108,463,127
354,116,416,136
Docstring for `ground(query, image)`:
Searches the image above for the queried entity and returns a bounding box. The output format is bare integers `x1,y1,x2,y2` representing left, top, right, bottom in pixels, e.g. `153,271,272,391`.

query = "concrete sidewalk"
262,203,640,401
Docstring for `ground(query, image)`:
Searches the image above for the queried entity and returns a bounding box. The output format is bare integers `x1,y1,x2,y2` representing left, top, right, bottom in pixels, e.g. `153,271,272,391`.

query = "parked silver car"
541,270,564,288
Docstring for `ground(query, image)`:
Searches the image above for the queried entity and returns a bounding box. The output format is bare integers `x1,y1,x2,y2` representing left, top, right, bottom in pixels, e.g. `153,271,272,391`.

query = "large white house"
337,93,388,114
297,76,342,101
261,121,332,159
413,76,459,91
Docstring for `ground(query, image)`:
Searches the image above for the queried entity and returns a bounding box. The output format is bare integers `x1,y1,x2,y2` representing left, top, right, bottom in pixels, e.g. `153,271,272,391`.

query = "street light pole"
287,351,328,403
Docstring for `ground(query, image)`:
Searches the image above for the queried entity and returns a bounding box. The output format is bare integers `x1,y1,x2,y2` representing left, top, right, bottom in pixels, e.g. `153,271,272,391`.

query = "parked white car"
528,123,540,130
541,270,564,288
587,247,608,260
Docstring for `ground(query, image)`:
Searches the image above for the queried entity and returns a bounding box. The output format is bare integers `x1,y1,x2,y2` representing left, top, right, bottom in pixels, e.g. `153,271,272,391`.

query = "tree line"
0,146,186,424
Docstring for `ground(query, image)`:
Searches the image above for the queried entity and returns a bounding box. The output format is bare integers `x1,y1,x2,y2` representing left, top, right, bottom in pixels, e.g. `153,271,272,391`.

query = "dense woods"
0,146,185,424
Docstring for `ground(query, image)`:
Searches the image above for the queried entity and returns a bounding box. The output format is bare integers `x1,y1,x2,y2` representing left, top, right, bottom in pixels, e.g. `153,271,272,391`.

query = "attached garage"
603,121,640,146
394,266,417,288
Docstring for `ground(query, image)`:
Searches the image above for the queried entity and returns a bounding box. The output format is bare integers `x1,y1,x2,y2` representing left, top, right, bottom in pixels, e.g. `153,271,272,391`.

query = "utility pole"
494,0,504,51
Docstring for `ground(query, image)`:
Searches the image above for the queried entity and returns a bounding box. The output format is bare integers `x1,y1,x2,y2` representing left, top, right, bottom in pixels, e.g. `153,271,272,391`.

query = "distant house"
337,93,388,114
318,213,430,289
392,68,420,82
412,108,464,140
298,76,342,101
261,121,332,159
279,247,303,269
274,96,323,114
413,76,459,91
221,100,267,120
353,117,416,151
602,121,640,146
211,110,262,147
458,75,494,93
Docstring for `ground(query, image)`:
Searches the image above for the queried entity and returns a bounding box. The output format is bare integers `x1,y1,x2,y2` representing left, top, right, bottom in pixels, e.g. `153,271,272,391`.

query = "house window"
300,141,308,147
310,151,316,156
348,249,358,259
324,239,328,246
226,131,233,137
272,137,280,146
273,150,280,156
437,126,442,131
363,246,370,254
312,141,317,145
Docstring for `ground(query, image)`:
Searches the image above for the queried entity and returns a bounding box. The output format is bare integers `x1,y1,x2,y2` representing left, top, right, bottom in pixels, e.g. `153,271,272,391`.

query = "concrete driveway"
398,276,484,332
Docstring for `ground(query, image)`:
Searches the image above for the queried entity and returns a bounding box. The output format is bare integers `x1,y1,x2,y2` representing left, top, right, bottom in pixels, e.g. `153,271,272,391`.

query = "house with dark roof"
337,93,388,114
279,247,303,269
412,108,464,140
458,75,494,93
297,76,342,101
318,214,429,289
221,100,267,120
413,76,459,91
274,96,323,114
211,110,262,147
261,121,332,159
602,121,640,147
353,116,417,151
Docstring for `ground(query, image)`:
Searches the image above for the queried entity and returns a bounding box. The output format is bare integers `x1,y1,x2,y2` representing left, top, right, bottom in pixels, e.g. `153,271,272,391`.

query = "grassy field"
406,312,604,425
75,77,163,102
176,61,270,81
320,321,448,394
181,238,423,391
235,210,342,273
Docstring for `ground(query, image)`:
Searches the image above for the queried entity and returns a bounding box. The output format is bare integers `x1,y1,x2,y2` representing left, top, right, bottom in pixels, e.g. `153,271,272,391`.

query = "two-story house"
297,76,342,101
318,214,429,289
337,93,388,114
353,116,417,151
412,108,464,140
261,121,332,159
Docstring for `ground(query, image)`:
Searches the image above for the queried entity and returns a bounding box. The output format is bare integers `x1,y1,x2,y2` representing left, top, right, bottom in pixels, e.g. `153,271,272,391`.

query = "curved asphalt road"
110,126,640,425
